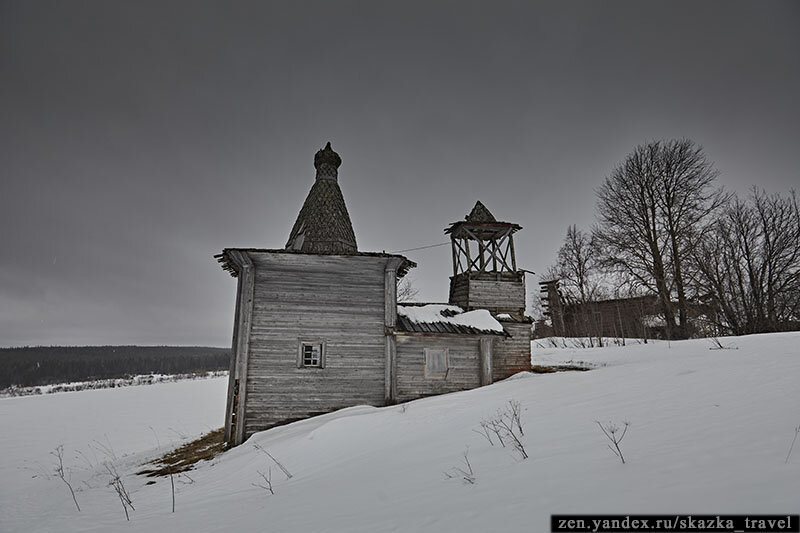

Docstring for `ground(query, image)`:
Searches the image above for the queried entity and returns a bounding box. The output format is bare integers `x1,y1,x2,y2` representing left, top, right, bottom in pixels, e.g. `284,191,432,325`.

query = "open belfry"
217,143,531,446
445,201,532,379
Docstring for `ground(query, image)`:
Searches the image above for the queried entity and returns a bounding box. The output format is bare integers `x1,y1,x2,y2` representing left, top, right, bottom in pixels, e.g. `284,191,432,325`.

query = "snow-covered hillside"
2,333,799,532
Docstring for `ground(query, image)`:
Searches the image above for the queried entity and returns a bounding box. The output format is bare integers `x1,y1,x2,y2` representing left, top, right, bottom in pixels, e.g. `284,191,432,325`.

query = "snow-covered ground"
0,371,228,398
0,377,227,532
1,333,798,532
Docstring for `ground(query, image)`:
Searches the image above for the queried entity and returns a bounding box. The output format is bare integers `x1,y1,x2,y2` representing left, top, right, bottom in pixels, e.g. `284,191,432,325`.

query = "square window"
424,348,448,379
299,342,324,368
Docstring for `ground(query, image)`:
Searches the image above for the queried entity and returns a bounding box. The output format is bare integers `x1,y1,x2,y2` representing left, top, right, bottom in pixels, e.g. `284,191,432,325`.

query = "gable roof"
285,143,358,254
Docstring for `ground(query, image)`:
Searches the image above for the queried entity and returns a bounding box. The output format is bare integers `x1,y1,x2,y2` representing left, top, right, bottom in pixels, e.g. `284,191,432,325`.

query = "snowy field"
1,333,799,532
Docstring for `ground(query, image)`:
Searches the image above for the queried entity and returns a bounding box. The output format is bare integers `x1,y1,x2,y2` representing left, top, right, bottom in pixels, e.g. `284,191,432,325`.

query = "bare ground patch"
137,427,225,477
530,364,592,373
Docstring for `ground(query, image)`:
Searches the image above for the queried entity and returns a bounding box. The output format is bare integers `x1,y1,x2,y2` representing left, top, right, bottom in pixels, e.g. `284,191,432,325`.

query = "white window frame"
298,340,326,369
424,347,449,379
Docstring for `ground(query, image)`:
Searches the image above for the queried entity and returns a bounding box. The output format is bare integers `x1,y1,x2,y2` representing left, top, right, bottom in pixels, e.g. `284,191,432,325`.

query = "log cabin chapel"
216,142,532,447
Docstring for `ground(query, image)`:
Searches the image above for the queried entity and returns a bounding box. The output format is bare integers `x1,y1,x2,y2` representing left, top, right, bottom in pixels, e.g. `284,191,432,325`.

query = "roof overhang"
214,248,416,278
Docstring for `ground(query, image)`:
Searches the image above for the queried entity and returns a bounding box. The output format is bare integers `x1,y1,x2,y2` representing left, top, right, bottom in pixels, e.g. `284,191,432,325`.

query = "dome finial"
314,142,341,180
287,143,357,253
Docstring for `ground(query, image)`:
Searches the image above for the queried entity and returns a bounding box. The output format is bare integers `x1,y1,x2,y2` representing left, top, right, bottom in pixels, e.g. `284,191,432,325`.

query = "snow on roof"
396,304,505,335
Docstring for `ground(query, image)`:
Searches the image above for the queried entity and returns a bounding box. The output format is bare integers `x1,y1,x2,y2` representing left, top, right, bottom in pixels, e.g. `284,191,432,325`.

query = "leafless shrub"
178,472,194,485
595,420,630,464
481,418,506,447
168,427,188,440
508,400,524,436
479,400,528,459
75,449,95,470
252,467,275,495
708,337,736,350
90,437,118,462
149,426,161,450
105,463,134,521
498,418,528,460
252,443,292,480
786,425,800,464
472,422,496,446
51,445,81,512
444,448,475,484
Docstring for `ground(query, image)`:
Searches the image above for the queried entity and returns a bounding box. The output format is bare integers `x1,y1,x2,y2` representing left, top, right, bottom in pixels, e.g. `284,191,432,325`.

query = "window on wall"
298,341,325,368
424,348,448,379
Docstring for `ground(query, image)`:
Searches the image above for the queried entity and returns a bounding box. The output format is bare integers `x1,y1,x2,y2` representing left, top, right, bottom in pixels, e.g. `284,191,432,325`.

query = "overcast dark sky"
1,1,798,347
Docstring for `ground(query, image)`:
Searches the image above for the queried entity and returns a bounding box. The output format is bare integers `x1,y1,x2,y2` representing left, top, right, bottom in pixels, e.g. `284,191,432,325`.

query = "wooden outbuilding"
538,279,713,340
217,143,531,446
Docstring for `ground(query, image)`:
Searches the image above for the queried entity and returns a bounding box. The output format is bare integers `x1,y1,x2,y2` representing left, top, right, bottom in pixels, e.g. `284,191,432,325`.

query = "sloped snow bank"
2,333,799,532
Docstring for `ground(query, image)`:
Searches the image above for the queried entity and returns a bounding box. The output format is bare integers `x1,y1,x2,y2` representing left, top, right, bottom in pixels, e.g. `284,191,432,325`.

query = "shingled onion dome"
285,142,358,254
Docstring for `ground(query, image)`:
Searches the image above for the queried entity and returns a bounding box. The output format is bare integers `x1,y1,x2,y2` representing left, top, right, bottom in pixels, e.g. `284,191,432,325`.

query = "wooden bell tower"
446,201,526,317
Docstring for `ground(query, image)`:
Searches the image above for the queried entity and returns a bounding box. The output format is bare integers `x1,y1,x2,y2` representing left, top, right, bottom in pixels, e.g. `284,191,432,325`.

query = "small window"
298,341,325,368
424,348,448,379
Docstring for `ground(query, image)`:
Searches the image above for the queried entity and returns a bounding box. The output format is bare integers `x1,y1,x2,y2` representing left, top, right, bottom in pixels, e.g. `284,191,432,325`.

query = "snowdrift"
1,333,798,532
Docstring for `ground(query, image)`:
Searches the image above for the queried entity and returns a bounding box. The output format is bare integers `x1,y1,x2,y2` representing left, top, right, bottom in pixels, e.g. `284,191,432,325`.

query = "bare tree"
543,225,611,341
553,225,601,304
396,276,419,303
594,139,725,338
693,189,800,334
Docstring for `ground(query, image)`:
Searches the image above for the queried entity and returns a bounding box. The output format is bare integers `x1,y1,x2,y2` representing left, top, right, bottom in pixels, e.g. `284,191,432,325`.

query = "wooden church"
216,143,531,446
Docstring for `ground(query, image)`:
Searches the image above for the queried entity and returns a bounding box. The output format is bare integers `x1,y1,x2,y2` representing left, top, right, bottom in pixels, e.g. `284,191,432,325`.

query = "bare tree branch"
594,139,725,339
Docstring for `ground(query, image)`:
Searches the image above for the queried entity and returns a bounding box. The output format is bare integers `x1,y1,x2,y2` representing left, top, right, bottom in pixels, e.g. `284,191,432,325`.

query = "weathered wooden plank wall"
492,321,532,380
449,273,526,315
480,336,493,386
467,279,525,315
226,251,255,446
448,275,470,310
223,266,243,443
557,296,666,339
241,252,391,439
394,334,482,402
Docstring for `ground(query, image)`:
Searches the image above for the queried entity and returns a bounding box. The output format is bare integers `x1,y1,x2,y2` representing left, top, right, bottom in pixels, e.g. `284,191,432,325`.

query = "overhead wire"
389,242,450,254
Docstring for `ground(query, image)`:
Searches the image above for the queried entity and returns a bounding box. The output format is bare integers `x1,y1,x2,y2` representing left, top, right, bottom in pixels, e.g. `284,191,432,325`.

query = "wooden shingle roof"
445,200,522,239
396,304,507,336
465,201,497,223
285,143,358,254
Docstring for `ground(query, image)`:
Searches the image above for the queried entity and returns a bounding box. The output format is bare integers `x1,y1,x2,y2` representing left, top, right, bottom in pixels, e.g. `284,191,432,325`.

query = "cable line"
389,242,450,254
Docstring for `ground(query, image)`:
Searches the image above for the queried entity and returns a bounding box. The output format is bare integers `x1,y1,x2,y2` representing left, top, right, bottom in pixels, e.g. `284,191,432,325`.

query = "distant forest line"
0,346,231,389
